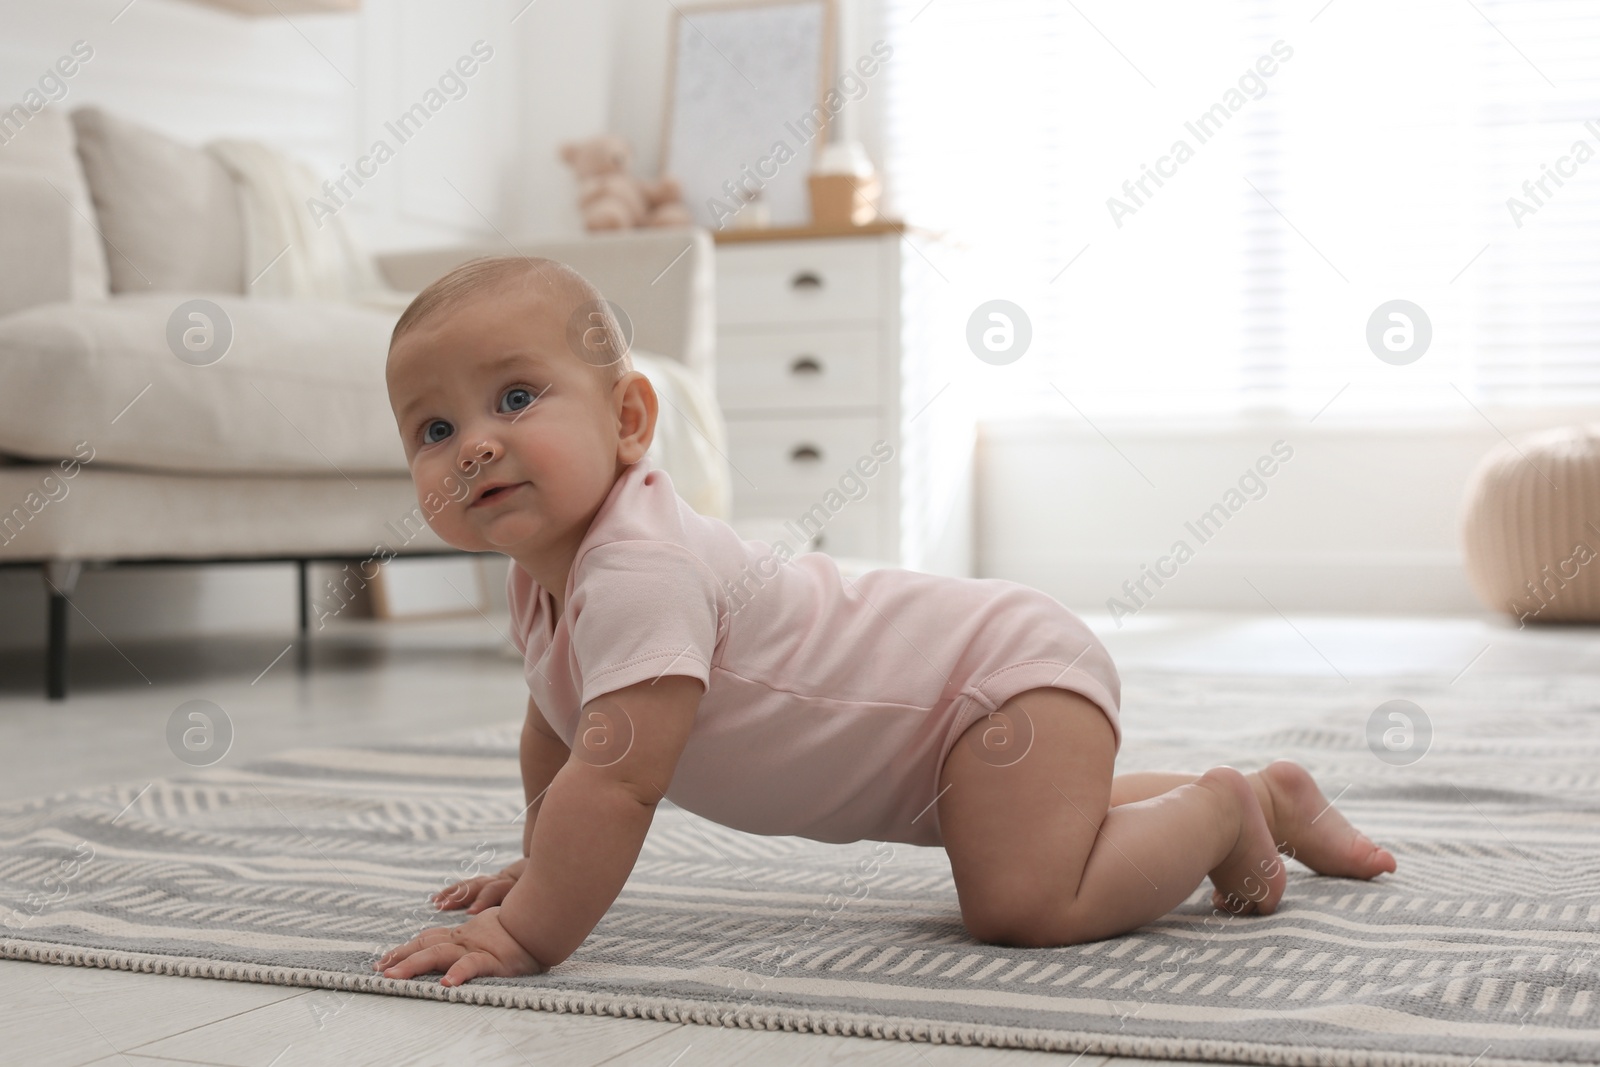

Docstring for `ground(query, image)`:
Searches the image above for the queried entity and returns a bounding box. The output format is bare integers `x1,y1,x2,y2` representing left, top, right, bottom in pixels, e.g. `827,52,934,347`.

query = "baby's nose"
460,439,498,471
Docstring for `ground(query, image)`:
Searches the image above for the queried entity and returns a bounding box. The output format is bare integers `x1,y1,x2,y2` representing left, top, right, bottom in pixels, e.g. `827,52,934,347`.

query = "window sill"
979,407,1600,440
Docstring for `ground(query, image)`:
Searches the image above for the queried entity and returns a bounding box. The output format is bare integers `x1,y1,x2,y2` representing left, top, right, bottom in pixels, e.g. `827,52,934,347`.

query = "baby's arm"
494,674,702,969
384,675,701,981
432,696,569,912
520,695,568,856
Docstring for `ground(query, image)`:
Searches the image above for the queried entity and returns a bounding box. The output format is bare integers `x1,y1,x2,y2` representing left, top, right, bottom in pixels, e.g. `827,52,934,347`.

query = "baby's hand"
374,906,547,986
432,857,529,914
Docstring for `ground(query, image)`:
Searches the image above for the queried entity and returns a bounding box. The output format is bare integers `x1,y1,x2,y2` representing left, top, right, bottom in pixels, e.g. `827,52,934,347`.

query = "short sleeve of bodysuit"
568,540,722,707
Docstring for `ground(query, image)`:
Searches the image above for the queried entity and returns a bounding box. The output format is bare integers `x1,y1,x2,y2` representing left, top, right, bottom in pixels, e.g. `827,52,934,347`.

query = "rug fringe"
0,938,1557,1067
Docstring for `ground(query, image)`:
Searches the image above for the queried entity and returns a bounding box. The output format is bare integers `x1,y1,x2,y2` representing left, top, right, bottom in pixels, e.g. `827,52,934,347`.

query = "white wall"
0,0,610,245
977,409,1600,620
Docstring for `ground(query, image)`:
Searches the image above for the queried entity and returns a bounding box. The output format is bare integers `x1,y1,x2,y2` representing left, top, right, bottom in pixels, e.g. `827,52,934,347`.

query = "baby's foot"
1257,760,1396,880
1197,766,1287,916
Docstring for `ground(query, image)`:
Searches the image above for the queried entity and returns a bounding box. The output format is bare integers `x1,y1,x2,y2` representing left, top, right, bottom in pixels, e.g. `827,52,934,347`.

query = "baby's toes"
1353,836,1397,878
1212,888,1257,915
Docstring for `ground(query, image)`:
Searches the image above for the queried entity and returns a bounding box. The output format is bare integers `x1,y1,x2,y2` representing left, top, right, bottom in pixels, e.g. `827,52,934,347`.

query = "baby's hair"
389,255,633,391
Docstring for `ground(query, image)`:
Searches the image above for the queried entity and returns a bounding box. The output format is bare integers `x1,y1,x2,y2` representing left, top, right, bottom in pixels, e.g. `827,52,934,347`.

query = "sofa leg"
297,559,310,673
41,560,83,701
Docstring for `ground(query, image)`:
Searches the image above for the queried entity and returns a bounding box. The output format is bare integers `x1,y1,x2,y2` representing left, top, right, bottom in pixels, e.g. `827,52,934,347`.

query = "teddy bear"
559,135,694,231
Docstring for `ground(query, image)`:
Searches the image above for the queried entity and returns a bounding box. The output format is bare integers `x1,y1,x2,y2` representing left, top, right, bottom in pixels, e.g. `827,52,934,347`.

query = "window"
873,0,1600,420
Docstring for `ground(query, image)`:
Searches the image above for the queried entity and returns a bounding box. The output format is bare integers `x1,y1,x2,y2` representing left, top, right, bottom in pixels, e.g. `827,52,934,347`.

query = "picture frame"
660,0,837,230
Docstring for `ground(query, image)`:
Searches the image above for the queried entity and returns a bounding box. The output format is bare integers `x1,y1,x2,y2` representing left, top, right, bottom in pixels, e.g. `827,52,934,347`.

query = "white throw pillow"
70,106,245,295
0,106,109,301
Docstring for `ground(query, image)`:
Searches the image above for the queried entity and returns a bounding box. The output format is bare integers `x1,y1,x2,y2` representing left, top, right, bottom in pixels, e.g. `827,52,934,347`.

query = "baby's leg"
1111,765,1396,883
936,687,1285,948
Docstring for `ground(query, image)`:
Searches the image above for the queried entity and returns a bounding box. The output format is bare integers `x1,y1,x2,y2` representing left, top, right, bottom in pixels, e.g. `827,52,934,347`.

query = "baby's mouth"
471,482,527,508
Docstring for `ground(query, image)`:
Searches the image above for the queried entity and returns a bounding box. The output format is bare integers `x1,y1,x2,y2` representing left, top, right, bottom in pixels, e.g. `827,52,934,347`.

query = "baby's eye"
422,419,452,445
499,386,538,414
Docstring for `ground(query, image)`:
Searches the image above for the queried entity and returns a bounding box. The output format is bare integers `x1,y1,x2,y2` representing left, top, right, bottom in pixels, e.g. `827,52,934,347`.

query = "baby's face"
385,283,627,556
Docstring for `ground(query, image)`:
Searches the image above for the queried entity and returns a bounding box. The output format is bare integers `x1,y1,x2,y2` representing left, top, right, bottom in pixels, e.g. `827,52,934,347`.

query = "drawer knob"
789,355,823,376
790,270,824,291
789,443,823,463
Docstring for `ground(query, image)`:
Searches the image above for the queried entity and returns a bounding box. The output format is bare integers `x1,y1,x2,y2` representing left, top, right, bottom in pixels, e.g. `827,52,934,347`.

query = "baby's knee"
960,890,1107,949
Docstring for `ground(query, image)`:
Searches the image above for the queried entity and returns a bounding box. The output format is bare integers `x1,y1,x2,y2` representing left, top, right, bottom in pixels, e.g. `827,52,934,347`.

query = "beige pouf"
1461,422,1600,624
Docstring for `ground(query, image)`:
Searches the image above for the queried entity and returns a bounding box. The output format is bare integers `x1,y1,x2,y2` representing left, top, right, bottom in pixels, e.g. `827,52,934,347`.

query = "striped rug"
3,668,1598,1067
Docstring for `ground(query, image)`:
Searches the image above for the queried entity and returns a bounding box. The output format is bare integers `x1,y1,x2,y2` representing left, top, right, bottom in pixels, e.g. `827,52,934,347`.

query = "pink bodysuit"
506,454,1122,848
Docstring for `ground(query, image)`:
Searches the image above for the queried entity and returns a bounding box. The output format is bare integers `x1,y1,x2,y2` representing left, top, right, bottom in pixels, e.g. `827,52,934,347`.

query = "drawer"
716,238,884,326
716,328,885,411
731,494,887,560
725,414,891,500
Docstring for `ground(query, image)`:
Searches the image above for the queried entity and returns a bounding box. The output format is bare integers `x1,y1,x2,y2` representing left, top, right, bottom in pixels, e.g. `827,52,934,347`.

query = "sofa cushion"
0,293,410,474
0,461,447,563
70,107,245,295
0,107,110,301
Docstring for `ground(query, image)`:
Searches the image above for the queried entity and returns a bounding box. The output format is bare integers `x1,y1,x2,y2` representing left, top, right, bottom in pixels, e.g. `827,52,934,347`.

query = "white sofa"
0,106,720,699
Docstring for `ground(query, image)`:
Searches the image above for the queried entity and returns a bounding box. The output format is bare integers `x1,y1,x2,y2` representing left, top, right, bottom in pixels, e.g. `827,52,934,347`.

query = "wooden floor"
2,606,1594,1066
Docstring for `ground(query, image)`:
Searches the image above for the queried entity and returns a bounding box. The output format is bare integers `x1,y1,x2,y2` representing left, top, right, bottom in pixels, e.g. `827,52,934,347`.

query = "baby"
373,255,1397,987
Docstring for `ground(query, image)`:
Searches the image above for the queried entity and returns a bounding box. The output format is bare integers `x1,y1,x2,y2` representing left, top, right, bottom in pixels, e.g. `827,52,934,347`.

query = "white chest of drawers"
711,226,974,577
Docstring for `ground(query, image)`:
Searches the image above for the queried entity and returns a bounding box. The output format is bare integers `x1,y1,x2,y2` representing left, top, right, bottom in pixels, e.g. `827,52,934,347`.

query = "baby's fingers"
441,949,503,987
465,877,515,914
432,877,487,910
374,925,451,970
380,942,462,981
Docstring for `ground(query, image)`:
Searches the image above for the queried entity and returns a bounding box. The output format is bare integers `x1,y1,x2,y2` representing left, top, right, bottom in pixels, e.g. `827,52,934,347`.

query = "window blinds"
873,0,1600,420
